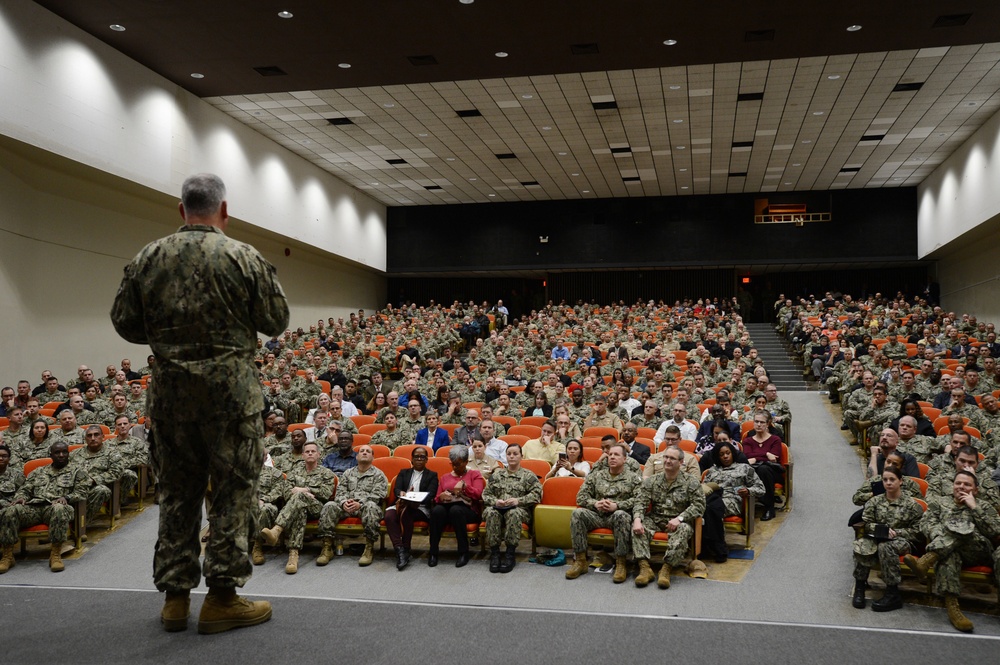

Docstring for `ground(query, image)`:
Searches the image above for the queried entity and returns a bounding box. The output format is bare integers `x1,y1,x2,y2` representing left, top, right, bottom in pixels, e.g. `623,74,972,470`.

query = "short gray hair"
181,173,226,218
448,445,468,463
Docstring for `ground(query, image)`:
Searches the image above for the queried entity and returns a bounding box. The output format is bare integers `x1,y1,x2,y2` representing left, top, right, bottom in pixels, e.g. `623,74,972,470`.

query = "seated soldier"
482,444,542,574
904,470,1000,633
565,444,643,584
108,414,148,503
0,441,88,573
370,412,411,451
632,443,706,589
70,425,126,526
272,428,307,474
0,445,24,509
260,441,337,574
251,451,290,566
262,415,291,457
925,444,1000,510
316,444,388,567
644,425,701,479
49,410,86,447
322,431,358,476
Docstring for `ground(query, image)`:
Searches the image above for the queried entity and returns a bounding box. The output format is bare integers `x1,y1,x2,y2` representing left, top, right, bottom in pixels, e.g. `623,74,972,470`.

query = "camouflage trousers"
119,469,138,502
482,506,530,547
151,413,262,593
318,501,383,543
632,517,694,566
274,492,323,550
84,484,113,525
0,502,75,545
927,532,1000,596
252,501,280,539
853,538,911,585
570,508,632,557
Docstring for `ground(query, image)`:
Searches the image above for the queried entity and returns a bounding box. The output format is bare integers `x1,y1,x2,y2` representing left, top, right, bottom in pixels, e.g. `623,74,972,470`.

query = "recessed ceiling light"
109,24,125,32
469,178,477,181
521,94,533,99
371,182,378,185
784,182,792,185
676,145,686,149
418,133,428,137
446,157,456,161
338,63,351,69
495,51,509,58
278,11,293,19
673,119,684,123
669,85,682,90
460,0,475,4
582,190,590,193
558,152,567,156
893,177,902,181
571,173,579,176
847,24,862,32
681,186,689,189
812,111,824,116
542,126,551,130
792,163,801,166
190,73,204,79
663,39,678,46
802,139,812,144
827,75,841,80
679,168,688,172
383,103,395,108
488,193,496,196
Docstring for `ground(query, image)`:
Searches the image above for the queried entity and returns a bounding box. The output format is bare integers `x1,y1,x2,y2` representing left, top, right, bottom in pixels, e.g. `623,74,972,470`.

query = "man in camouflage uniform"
260,441,337,574
0,407,29,469
100,393,135,429
881,333,909,362
112,173,289,633
925,445,1000,510
583,395,624,434
251,455,290,565
272,428,307,474
70,425,125,526
482,444,542,573
0,441,88,573
631,444,705,589
108,414,148,503
0,445,24,510
262,415,291,457
566,444,642,583
316,445,388,567
905,470,1000,632
49,410,86,448
853,385,898,446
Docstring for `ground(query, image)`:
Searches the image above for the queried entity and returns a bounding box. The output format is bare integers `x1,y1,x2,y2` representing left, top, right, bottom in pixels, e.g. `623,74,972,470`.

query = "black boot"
852,580,867,609
395,547,410,571
489,546,501,573
499,546,516,573
871,584,902,612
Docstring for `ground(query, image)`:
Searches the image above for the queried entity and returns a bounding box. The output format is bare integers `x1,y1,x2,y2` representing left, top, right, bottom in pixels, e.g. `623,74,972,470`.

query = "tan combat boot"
359,541,374,567
49,543,64,572
316,537,335,566
612,556,628,583
945,595,973,632
260,525,283,547
0,544,14,573
903,552,938,582
658,563,672,589
565,552,589,579
197,587,273,635
251,540,265,566
634,559,655,587
285,548,299,574
161,590,190,632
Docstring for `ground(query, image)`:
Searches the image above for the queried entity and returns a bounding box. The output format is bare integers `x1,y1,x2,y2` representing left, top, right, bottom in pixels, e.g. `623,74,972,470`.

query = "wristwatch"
677,515,684,523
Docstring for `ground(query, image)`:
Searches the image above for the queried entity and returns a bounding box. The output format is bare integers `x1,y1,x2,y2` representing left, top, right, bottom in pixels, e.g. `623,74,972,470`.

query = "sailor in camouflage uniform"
851,466,924,611
251,456,290,566
565,444,643,583
905,470,1000,632
112,173,289,632
316,445,388,567
0,441,88,573
70,425,126,526
631,445,705,589
481,444,542,573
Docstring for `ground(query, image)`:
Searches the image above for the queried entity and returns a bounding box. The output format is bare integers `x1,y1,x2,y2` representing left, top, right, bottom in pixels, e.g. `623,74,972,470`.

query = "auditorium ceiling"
34,1,1000,207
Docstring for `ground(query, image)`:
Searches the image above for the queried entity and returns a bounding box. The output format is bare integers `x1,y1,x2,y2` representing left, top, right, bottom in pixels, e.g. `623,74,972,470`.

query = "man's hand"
632,516,645,535
666,516,682,533
52,497,68,506
958,491,977,510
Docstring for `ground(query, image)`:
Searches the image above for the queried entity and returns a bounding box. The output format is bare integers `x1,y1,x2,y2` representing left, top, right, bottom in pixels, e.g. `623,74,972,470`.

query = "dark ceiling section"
32,1,1000,97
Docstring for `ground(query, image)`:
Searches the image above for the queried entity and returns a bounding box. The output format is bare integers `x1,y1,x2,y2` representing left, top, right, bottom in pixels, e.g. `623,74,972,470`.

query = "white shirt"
337,400,360,417
619,397,641,415
654,418,697,444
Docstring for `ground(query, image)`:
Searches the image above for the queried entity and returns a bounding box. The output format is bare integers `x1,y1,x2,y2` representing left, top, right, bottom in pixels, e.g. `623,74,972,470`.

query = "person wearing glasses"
384,447,438,570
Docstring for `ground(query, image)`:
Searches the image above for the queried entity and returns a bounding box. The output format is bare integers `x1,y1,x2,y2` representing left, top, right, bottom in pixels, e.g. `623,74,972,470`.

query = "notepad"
401,491,429,502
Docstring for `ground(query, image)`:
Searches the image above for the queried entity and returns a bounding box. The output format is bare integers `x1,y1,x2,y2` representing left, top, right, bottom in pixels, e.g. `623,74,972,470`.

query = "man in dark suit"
384,447,438,569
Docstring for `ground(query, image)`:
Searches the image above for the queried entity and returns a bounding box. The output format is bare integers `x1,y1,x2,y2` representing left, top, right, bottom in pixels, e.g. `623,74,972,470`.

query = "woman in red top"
428,445,485,568
740,409,784,522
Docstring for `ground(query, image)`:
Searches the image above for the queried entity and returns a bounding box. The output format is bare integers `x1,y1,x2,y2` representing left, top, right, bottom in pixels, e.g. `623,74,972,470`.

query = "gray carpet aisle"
4,393,1000,651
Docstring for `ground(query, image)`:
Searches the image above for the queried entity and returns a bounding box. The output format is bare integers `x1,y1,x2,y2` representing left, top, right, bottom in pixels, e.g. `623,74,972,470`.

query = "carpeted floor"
3,392,1000,661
